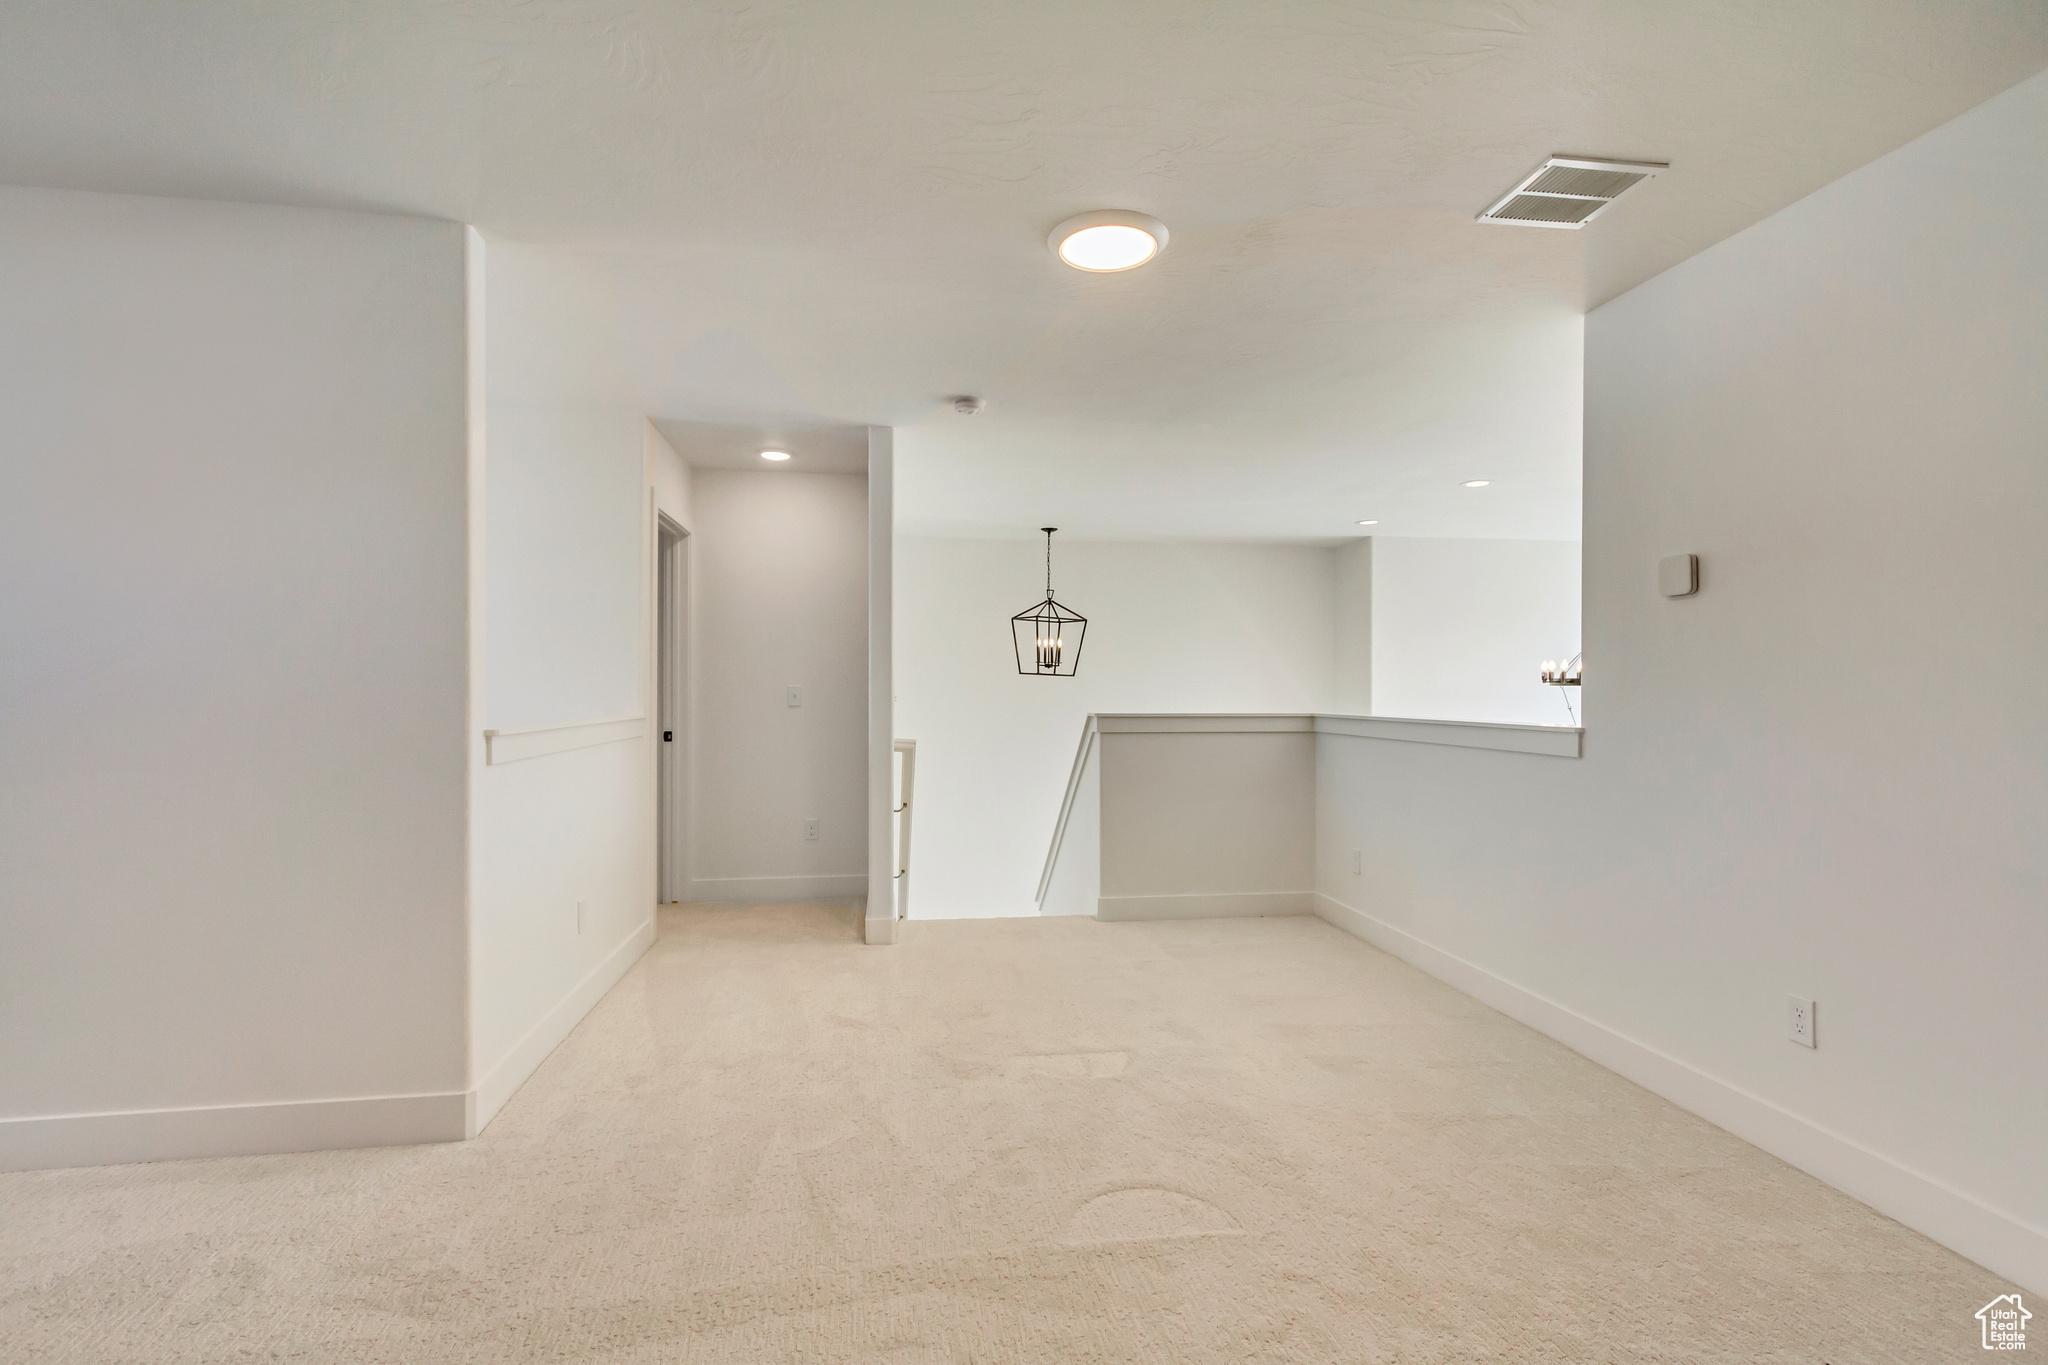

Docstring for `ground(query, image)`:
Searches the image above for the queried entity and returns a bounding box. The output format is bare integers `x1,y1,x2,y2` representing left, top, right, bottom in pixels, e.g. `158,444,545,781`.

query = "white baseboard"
686,873,867,903
1097,891,1315,922
1313,891,2048,1296
0,915,660,1173
850,895,895,947
470,915,657,1134
0,1091,468,1173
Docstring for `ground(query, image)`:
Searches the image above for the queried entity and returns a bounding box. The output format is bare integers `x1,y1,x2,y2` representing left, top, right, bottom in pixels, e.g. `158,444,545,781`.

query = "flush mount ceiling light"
1048,210,1168,272
1463,480,1491,487
1012,529,1087,677
760,450,792,462
1356,520,1379,526
1479,156,1668,228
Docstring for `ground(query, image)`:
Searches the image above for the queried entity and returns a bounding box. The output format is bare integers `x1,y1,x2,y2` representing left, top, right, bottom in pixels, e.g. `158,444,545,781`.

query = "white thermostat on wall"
1659,553,1699,597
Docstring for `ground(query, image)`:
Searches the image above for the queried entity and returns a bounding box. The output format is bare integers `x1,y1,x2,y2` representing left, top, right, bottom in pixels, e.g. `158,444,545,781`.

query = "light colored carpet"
0,906,2010,1362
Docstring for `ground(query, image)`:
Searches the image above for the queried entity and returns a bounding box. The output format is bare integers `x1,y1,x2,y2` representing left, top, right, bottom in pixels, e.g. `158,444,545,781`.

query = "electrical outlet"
1787,994,1815,1048
575,900,585,935
786,685,803,707
1351,848,1362,875
805,819,819,841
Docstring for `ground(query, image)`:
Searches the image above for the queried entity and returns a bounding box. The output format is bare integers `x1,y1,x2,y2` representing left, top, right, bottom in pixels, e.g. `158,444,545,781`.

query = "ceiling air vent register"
1479,157,1667,228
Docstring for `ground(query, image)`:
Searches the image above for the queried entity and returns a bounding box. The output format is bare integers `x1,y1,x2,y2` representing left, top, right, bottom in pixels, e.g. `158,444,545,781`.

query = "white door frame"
656,513,688,904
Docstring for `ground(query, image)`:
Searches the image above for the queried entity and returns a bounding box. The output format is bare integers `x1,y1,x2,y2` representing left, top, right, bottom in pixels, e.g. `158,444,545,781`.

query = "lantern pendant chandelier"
1012,528,1087,677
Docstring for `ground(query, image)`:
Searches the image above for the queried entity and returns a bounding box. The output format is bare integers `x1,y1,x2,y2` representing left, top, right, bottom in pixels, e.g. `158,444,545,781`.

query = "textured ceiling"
652,419,870,475
4,1,2043,538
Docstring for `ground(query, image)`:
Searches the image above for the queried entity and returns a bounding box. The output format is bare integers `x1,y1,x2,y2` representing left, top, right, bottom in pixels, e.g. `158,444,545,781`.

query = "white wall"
649,421,694,530
1317,67,2048,1293
1369,536,1581,727
689,469,871,902
1097,726,1316,920
0,186,471,1165
480,245,645,730
894,538,1336,918
467,238,658,1129
1332,538,1372,715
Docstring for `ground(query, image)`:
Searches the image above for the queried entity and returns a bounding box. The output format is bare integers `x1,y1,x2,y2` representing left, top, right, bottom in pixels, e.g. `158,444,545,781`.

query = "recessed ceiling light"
1356,520,1378,525
760,450,792,462
1049,210,1168,272
1462,480,1490,487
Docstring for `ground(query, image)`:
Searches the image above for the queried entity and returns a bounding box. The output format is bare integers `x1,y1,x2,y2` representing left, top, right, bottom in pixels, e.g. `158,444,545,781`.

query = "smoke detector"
954,396,985,415
1478,156,1667,228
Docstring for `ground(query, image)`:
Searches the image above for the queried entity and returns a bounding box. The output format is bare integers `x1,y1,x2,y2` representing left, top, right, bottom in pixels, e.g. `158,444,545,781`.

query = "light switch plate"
1659,553,1699,597
786,686,803,707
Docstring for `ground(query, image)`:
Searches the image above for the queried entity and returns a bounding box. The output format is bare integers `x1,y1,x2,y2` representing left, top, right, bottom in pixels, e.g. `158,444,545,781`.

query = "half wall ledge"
1089,713,1581,757
1313,713,1581,758
1037,713,1583,921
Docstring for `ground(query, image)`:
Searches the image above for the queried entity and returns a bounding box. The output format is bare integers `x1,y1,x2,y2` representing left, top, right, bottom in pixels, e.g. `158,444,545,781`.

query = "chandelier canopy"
1012,528,1087,677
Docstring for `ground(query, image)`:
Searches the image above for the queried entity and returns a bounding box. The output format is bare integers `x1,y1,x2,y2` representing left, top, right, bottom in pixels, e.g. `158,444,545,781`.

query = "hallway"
0,906,2004,1361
